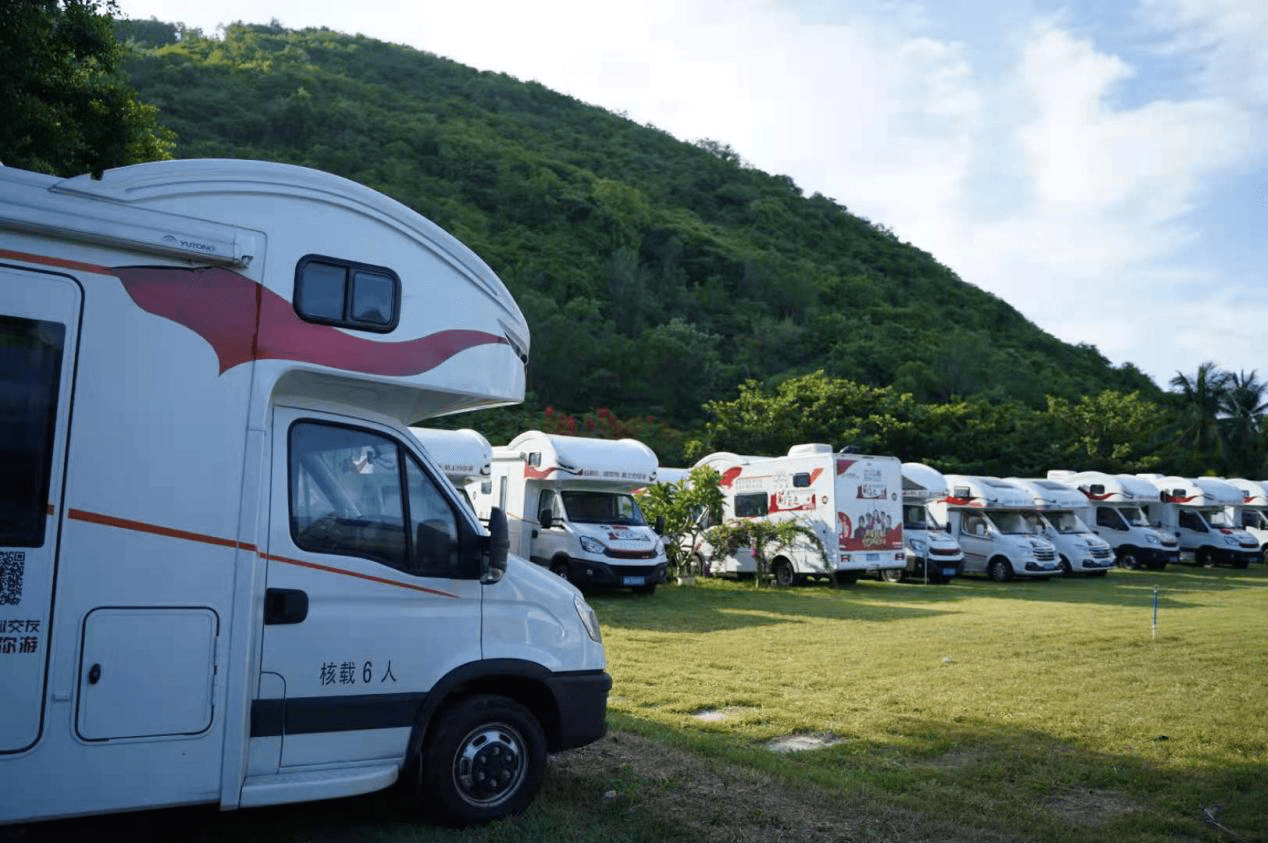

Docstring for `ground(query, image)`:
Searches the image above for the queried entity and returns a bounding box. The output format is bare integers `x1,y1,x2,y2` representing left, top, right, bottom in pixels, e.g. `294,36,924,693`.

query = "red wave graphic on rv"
114,266,508,375
719,467,743,488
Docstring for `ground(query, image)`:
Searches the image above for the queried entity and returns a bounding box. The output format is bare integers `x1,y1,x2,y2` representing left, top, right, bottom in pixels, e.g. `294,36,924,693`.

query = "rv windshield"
989,511,1037,534
1201,508,1233,528
1120,506,1150,527
560,491,646,525
1046,511,1091,534
903,503,930,530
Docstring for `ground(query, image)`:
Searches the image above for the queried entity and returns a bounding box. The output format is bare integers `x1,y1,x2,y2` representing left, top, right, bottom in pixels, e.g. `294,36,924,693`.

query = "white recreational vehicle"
1136,475,1260,568
694,445,905,585
897,463,964,583
1221,478,1268,562
932,476,1061,581
1004,478,1115,577
1046,471,1179,569
0,160,609,827
471,431,669,593
409,427,493,513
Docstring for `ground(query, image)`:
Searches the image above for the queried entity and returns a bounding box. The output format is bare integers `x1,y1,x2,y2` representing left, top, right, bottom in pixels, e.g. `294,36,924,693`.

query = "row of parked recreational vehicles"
407,430,1268,588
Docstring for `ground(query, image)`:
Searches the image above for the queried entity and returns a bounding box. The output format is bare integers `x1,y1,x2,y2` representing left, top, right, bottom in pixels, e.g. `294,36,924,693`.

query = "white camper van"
1222,478,1268,562
0,160,609,828
897,463,964,583
1046,471,1179,569
1137,475,1259,567
409,427,493,513
932,476,1060,581
472,431,668,593
694,446,905,585
1005,478,1115,576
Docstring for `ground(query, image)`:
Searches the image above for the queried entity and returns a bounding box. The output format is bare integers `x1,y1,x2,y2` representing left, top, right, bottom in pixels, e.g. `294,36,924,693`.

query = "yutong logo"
162,234,218,254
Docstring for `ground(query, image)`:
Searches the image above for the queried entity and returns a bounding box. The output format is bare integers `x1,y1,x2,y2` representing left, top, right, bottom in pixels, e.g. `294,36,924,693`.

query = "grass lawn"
589,565,1268,841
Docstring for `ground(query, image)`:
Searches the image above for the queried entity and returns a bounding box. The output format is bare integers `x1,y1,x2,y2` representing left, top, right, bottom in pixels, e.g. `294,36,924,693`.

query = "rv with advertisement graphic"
409,427,493,513
897,463,964,583
1136,475,1260,567
1004,478,1115,576
693,445,905,585
931,476,1061,581
471,431,668,593
0,160,610,827
1046,471,1179,569
1221,478,1268,562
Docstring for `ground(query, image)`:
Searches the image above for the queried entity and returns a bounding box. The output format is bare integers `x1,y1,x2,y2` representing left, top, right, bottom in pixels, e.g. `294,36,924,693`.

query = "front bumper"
564,557,667,588
544,669,612,751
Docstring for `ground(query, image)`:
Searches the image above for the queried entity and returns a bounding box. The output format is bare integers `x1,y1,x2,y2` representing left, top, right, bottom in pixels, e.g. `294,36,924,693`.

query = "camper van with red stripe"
0,160,609,827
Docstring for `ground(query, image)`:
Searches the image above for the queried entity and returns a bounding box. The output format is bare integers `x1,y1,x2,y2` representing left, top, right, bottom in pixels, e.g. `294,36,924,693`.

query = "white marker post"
1152,586,1159,640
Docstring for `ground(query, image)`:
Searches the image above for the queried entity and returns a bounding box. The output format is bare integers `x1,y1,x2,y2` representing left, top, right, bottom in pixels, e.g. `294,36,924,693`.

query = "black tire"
549,558,570,580
415,694,546,827
1116,549,1139,569
1197,548,1214,568
772,557,796,587
988,558,1013,582
879,567,903,583
1058,556,1073,576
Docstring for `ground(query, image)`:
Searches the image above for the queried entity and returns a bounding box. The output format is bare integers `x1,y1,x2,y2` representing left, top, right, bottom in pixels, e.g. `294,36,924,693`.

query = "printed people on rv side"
0,159,608,828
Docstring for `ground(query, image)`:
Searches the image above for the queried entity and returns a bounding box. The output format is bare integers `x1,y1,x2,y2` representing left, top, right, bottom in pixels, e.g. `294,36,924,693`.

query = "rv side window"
734,492,768,518
1178,510,1206,532
0,316,65,547
1096,508,1124,530
294,256,400,333
289,422,466,577
792,472,811,488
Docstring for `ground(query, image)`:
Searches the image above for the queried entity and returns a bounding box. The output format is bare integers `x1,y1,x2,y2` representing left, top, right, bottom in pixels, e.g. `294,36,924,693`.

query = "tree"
704,518,824,587
0,0,172,177
634,466,724,578
1169,362,1231,467
1220,370,1267,475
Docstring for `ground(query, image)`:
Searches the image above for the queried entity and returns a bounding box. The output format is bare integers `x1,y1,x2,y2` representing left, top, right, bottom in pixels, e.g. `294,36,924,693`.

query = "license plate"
942,568,957,577
622,576,644,586
865,552,879,562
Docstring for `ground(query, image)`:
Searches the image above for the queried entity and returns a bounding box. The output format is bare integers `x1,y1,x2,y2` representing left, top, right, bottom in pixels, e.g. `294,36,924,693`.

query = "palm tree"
1169,362,1231,465
1220,370,1267,475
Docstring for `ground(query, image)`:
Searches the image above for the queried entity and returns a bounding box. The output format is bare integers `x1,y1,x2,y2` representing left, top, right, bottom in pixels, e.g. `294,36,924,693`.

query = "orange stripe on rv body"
0,247,110,275
67,508,459,599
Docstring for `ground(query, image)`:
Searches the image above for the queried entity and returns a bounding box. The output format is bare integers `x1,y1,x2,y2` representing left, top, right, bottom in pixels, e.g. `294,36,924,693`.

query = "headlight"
575,595,602,643
1222,534,1238,546
579,536,606,554
907,538,927,553
1145,533,1160,545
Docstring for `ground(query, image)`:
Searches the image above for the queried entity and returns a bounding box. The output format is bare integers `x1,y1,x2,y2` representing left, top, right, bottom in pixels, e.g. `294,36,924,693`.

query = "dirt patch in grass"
1043,788,1145,827
549,731,1027,843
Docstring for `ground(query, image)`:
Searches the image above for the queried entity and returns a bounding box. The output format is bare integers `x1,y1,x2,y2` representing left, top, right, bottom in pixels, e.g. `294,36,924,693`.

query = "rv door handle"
264,588,309,625
87,663,101,685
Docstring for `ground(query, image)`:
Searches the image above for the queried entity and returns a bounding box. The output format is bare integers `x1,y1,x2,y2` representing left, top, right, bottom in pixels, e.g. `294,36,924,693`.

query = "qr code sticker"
1,551,25,606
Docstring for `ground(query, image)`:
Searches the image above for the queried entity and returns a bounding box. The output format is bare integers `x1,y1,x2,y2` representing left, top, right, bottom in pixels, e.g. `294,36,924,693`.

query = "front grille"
1033,549,1056,561
1092,546,1113,559
605,548,658,559
929,546,960,557
607,563,663,577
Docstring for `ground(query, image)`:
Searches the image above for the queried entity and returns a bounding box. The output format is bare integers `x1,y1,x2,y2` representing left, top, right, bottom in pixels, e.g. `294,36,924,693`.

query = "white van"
1137,475,1260,567
1005,478,1115,576
1046,471,1179,569
472,431,668,593
932,476,1060,581
409,427,493,513
898,463,964,583
0,160,609,827
694,445,905,585
1221,478,1268,562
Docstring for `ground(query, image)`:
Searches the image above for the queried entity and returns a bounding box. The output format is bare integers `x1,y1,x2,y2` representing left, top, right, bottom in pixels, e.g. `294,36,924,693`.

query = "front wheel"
988,558,1013,582
549,558,570,580
1059,556,1073,576
878,567,903,583
1116,549,1139,569
415,694,546,827
772,557,796,587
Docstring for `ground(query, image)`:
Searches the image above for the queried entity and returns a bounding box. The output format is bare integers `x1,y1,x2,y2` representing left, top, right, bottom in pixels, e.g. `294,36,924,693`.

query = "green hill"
119,20,1158,429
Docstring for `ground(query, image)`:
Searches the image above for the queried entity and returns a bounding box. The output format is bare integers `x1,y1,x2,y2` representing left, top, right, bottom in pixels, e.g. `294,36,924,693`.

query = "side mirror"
483,507,509,583
538,510,553,530
654,515,666,535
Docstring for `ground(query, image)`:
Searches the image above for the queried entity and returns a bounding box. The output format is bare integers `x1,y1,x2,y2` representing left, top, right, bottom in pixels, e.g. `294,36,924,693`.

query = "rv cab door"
0,266,79,753
257,407,483,770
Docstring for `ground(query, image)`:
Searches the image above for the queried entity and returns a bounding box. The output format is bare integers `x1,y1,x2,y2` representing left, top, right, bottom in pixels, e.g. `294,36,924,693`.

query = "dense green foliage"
1,1,170,176
116,21,1155,422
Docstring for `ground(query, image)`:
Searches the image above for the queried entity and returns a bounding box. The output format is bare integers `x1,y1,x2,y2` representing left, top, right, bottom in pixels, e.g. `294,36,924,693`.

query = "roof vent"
788,443,833,457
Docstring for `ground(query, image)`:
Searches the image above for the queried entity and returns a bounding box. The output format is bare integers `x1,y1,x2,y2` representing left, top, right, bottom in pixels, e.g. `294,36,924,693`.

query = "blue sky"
115,0,1267,390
